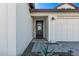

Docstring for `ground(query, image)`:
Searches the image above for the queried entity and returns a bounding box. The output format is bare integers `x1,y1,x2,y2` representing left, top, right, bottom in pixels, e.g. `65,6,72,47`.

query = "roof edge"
54,3,78,9
31,9,79,12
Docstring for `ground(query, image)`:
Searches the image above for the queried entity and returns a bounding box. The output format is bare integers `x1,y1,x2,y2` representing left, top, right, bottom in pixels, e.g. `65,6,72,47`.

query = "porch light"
52,17,55,20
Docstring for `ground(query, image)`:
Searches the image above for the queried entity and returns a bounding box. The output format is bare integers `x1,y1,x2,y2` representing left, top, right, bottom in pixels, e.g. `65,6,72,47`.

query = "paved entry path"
22,41,79,56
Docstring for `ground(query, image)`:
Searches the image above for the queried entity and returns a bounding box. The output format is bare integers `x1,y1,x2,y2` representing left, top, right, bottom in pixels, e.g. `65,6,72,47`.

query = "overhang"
31,9,79,12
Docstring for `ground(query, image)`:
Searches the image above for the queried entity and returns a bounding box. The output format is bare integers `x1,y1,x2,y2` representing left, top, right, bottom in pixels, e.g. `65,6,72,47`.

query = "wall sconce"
52,17,55,20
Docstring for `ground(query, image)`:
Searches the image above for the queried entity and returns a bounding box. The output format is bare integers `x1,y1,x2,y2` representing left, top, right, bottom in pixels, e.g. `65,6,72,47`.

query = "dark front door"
36,21,43,39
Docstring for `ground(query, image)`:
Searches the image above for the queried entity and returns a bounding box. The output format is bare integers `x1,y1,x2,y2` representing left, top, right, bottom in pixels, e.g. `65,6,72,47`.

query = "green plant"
38,43,55,56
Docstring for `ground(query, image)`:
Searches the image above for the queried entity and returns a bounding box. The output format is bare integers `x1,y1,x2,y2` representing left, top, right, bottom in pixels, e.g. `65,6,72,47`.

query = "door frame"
36,21,43,39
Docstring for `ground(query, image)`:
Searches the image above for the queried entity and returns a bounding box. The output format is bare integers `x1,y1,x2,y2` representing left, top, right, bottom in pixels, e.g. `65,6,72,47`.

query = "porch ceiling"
32,16,47,19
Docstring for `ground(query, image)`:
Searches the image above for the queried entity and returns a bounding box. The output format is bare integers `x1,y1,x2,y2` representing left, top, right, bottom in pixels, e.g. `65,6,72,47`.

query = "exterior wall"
16,3,32,55
32,18,36,38
31,12,79,43
57,4,76,9
0,3,8,56
48,15,56,42
46,17,48,40
7,3,16,56
0,3,16,56
0,3,32,56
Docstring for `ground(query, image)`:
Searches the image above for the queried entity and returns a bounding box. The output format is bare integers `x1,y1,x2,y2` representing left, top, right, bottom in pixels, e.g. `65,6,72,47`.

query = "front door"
36,21,43,39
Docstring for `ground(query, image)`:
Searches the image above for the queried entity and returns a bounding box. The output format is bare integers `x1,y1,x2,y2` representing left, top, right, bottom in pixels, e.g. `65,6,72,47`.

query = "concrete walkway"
22,41,79,56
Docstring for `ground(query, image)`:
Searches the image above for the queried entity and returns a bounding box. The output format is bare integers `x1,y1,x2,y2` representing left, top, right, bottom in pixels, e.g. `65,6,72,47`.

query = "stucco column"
48,15,56,43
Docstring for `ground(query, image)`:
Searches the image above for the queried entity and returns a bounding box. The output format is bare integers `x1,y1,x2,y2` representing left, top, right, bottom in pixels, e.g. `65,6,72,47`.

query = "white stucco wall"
48,15,56,43
7,3,16,56
0,3,8,56
0,3,32,56
0,3,16,56
16,3,32,56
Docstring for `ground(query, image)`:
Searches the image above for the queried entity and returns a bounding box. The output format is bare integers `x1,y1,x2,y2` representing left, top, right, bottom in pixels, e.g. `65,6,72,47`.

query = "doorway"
36,21,43,39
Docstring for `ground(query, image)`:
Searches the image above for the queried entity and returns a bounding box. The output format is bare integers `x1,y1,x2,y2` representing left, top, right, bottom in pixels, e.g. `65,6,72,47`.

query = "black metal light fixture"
52,17,55,20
